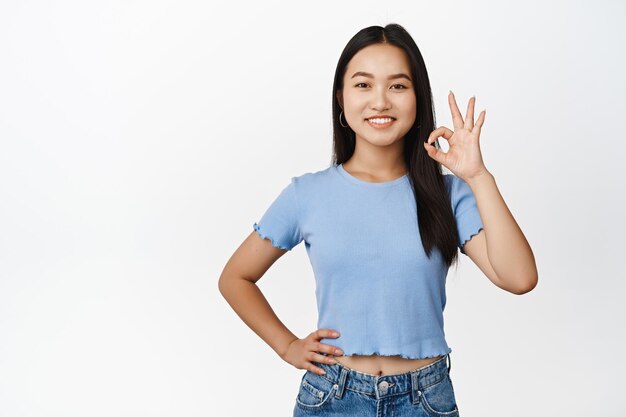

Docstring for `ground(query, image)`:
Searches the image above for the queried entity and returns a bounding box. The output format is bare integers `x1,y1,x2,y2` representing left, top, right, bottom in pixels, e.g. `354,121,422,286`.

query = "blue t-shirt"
253,163,484,359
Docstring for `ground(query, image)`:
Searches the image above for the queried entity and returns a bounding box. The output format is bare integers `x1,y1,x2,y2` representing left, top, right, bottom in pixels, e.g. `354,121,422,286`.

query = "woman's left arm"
465,169,538,294
424,91,538,294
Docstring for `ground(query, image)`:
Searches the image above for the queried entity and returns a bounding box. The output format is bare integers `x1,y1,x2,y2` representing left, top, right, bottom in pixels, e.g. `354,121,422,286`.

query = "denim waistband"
312,354,451,400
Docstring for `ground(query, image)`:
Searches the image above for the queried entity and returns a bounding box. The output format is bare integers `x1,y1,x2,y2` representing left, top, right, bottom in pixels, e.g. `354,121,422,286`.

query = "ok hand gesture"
423,91,489,181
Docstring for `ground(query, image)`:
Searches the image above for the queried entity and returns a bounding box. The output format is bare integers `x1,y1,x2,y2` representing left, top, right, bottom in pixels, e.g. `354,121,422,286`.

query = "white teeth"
368,118,394,124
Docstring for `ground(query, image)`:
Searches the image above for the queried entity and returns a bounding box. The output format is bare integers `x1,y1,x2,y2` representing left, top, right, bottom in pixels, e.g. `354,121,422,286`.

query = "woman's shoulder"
291,164,338,188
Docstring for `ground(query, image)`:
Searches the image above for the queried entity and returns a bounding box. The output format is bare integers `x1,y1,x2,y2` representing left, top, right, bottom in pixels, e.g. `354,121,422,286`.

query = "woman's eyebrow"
350,71,412,81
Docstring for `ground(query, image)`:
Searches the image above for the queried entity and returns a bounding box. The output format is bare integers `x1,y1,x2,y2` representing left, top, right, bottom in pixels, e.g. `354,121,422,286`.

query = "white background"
1,1,625,416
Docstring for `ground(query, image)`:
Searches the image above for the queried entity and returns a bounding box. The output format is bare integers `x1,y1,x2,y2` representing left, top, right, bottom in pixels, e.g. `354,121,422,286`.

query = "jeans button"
378,381,389,390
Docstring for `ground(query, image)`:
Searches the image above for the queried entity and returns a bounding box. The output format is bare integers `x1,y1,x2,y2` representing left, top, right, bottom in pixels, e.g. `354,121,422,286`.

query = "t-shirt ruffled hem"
319,346,452,360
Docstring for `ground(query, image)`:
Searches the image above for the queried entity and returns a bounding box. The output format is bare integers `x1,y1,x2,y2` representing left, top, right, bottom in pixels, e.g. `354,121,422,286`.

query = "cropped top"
252,163,484,359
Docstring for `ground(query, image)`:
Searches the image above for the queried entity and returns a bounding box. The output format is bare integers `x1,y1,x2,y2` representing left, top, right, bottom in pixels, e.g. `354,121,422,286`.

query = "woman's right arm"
218,230,298,358
217,231,343,374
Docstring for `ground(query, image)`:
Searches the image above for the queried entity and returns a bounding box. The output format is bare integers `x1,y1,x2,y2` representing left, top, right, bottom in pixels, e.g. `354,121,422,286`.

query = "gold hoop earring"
339,110,349,128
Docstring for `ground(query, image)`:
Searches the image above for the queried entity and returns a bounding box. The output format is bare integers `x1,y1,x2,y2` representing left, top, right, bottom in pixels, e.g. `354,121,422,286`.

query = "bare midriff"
333,354,444,376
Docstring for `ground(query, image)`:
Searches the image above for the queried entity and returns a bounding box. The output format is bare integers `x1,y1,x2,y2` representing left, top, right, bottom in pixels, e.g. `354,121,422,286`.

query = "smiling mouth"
366,117,396,128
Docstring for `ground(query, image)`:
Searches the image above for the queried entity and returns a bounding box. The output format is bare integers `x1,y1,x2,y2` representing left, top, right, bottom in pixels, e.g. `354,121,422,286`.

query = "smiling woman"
218,22,536,417
337,43,417,149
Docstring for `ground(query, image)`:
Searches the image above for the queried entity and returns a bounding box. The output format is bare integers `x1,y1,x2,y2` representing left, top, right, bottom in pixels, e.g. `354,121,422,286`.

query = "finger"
424,140,445,165
314,328,340,340
305,350,337,375
319,342,344,356
472,109,486,137
441,126,454,142
310,339,344,357
465,96,475,130
448,90,464,130
427,126,454,144
306,361,328,376
312,351,340,365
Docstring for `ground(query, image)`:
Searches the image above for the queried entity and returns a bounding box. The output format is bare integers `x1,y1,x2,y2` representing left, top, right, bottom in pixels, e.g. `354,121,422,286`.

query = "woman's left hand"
423,91,489,181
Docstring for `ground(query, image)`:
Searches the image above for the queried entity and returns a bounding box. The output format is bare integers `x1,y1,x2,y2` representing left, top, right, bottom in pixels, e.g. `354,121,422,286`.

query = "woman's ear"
336,90,343,109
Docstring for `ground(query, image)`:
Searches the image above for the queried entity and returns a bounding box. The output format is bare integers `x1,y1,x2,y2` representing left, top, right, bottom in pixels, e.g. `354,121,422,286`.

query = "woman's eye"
354,83,408,89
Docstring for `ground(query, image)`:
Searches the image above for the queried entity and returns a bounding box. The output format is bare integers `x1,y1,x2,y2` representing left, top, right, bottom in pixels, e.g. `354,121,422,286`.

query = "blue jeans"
293,353,459,416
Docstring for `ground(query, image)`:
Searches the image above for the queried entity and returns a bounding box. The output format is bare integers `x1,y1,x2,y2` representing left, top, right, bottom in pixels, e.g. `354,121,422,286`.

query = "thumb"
423,140,442,163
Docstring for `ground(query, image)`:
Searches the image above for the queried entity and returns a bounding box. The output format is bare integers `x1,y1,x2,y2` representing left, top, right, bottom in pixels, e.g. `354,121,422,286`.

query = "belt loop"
447,353,452,374
410,369,421,405
334,366,349,399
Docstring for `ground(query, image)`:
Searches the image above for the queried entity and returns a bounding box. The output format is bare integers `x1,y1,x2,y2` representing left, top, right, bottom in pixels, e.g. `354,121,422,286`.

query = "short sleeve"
448,175,484,255
252,177,303,251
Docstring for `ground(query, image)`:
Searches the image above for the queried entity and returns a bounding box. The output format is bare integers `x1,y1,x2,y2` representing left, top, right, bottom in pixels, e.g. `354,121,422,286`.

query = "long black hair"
331,23,461,269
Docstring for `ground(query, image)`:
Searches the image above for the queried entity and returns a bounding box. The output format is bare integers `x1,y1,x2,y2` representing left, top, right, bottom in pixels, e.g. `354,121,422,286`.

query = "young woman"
219,23,537,417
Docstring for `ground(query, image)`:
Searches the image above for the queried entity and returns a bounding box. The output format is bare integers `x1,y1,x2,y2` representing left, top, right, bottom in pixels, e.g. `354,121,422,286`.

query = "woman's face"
338,43,417,148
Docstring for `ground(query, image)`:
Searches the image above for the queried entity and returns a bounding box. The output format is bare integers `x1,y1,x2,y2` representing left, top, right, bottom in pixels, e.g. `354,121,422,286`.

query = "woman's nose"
370,88,391,111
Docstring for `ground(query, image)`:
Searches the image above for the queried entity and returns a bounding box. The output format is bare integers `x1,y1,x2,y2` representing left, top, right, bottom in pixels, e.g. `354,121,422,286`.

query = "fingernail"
336,349,344,355
449,90,453,95
333,332,340,337
320,370,326,375
329,358,337,364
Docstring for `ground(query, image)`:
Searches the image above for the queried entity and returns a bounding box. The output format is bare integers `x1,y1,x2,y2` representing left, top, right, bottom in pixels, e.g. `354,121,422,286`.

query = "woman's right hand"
281,329,344,375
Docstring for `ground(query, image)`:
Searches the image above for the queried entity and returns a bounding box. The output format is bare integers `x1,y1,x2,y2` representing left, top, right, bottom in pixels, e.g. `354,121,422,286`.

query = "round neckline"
335,163,408,187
